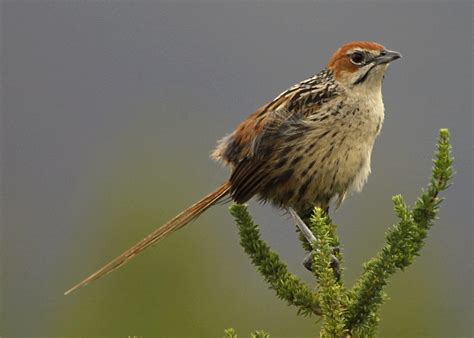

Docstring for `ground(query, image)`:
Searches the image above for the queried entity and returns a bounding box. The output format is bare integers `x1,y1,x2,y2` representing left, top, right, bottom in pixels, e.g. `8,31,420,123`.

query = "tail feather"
64,181,231,295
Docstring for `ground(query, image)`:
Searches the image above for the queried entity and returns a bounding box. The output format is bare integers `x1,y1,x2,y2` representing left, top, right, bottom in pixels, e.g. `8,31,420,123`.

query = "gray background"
1,1,472,336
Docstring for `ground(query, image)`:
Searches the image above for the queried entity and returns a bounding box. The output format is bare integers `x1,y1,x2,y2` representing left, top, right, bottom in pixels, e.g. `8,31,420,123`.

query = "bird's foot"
288,207,340,281
303,246,341,282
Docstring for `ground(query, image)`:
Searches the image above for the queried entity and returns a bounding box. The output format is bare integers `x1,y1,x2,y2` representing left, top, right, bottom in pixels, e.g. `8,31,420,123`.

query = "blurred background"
1,1,472,336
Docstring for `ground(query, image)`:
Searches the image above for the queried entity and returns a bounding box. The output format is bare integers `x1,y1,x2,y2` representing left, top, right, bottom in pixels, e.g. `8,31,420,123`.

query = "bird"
65,41,401,295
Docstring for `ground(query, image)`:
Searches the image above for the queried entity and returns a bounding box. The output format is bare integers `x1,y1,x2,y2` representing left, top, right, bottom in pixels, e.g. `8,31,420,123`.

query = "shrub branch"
227,129,453,337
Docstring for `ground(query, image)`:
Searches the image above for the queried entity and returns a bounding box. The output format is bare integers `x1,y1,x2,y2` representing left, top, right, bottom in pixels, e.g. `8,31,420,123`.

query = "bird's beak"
373,49,402,65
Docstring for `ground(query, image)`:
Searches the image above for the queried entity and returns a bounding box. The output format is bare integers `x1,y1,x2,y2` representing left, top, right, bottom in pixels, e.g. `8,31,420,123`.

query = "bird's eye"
350,51,365,65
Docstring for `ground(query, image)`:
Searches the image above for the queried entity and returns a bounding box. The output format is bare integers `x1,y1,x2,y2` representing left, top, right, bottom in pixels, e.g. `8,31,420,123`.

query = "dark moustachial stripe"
353,64,376,85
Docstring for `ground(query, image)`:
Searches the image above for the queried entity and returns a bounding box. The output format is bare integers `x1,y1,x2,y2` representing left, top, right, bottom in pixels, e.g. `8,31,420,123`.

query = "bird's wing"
227,71,341,203
229,106,311,203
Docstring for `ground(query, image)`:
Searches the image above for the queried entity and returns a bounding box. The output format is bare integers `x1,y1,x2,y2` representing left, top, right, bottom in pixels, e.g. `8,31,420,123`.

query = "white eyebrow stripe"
347,48,380,55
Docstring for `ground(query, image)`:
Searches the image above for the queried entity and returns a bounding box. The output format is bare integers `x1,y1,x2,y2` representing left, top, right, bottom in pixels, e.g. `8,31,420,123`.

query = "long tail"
64,181,231,295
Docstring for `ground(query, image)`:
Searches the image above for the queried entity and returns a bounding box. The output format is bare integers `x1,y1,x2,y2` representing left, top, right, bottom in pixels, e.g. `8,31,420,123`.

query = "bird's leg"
288,208,316,244
294,207,317,253
289,207,340,281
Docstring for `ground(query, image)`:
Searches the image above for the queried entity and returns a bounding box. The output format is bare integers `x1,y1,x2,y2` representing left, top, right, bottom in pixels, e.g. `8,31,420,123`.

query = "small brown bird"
65,41,401,295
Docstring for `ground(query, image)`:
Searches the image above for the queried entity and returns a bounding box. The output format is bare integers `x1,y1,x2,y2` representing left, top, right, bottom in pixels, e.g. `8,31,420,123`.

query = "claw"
289,208,340,280
330,254,341,281
303,252,314,271
303,249,341,282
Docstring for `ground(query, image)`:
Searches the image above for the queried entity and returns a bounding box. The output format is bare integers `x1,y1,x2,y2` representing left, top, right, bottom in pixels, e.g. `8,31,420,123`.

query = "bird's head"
327,41,401,90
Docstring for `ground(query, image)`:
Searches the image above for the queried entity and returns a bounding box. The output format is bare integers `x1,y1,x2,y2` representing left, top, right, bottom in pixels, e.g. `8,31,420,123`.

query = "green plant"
226,129,453,337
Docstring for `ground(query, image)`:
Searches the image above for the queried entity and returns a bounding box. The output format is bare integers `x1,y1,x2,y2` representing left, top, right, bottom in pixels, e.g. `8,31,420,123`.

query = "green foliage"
228,129,453,337
346,129,453,335
308,208,348,336
251,330,271,338
224,328,270,338
224,328,238,338
229,204,321,317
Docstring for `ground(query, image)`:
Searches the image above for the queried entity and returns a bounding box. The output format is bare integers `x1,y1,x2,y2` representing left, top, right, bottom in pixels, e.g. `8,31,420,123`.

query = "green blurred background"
1,1,472,336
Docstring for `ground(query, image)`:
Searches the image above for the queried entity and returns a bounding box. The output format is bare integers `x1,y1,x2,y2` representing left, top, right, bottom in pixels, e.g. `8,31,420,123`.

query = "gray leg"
288,208,316,244
288,208,340,280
